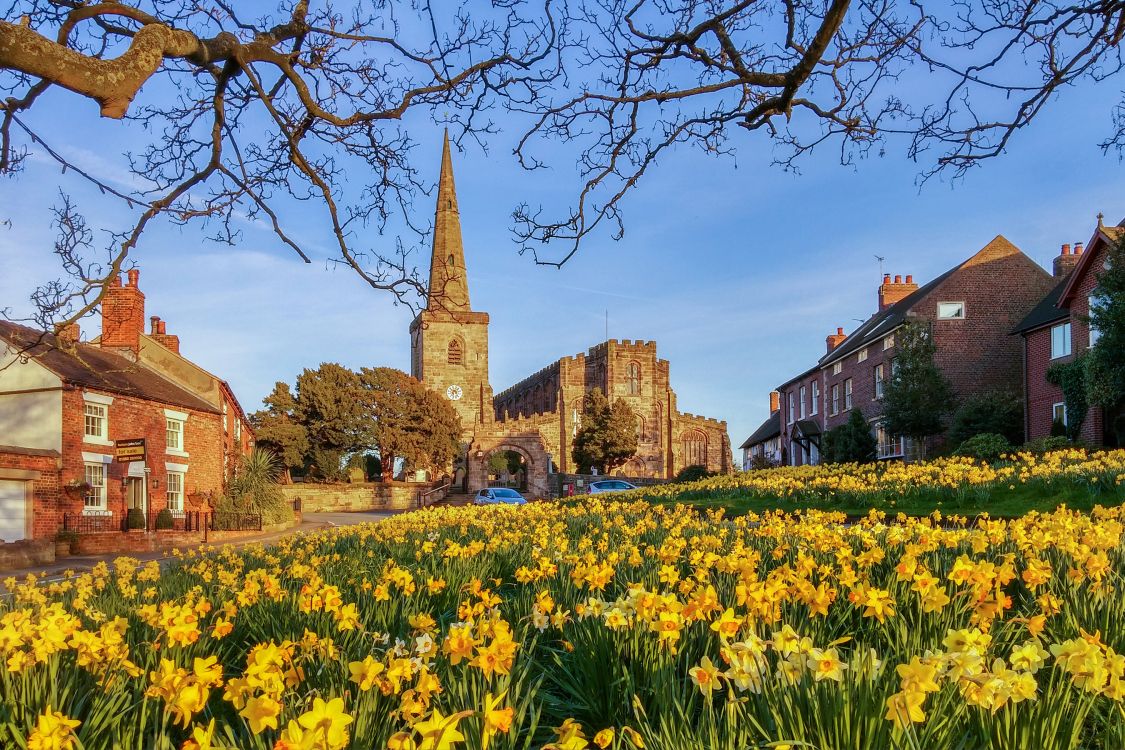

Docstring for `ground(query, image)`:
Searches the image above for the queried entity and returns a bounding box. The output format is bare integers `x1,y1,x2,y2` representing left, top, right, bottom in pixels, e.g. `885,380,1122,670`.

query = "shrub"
954,433,1011,461
125,507,146,530
822,408,877,464
948,391,1024,447
1023,435,1073,454
675,465,713,483
217,448,294,526
154,508,174,530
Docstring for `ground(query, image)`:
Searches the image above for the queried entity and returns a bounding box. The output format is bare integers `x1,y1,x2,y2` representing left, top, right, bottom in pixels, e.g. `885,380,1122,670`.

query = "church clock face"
446,384,463,401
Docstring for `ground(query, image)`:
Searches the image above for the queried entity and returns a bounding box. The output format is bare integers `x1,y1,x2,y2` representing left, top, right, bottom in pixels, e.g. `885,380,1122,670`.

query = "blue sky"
1,59,1123,453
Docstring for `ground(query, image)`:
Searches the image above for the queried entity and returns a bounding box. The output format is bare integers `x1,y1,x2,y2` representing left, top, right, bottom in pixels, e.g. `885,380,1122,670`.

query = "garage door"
0,480,27,543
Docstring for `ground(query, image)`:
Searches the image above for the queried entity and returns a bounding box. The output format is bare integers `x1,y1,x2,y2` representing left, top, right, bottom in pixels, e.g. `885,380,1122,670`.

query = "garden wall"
0,539,54,569
281,482,441,512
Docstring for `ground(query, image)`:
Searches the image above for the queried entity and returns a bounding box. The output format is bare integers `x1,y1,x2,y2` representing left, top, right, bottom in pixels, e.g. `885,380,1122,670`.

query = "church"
410,136,732,496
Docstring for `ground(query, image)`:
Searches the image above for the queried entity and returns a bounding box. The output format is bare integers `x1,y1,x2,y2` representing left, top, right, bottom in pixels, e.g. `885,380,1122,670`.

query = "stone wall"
281,482,439,512
0,539,54,569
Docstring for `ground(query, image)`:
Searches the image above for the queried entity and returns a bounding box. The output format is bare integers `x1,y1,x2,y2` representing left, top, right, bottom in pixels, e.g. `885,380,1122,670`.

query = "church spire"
426,130,471,312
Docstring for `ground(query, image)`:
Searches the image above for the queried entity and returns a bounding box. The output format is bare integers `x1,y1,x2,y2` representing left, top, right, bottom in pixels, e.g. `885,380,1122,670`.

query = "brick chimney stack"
769,391,780,414
100,269,145,355
826,326,847,353
150,314,181,354
56,322,80,345
878,273,919,311
1053,243,1081,278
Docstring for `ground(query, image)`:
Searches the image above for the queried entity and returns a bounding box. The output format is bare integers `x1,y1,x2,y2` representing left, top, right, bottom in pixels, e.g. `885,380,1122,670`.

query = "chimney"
1074,241,1084,255
151,316,180,354
1053,243,1080,278
769,391,780,414
826,326,847,353
56,322,80,346
878,272,919,311
100,269,145,355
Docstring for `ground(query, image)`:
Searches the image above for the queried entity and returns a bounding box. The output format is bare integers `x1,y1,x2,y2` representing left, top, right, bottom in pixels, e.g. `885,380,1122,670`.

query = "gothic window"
683,430,707,467
636,415,647,442
627,362,641,395
447,339,463,365
447,254,455,266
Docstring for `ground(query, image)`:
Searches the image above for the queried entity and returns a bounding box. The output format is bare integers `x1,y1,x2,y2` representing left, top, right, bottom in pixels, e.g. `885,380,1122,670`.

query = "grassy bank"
602,449,1125,519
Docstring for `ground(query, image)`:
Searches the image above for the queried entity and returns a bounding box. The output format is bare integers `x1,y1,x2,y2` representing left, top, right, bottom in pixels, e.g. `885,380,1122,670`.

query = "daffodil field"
630,448,1125,516
3,452,1125,750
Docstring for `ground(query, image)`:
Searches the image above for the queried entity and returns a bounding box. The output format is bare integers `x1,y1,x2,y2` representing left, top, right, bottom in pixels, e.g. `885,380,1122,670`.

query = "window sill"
83,436,113,447
165,448,190,458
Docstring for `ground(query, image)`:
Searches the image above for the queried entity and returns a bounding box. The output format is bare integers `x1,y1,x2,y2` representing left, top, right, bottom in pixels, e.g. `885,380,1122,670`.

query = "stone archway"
466,432,550,498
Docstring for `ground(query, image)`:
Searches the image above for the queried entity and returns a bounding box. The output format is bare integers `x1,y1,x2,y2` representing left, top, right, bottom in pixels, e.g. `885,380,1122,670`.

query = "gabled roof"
739,411,780,450
819,235,1022,367
1058,218,1124,307
0,321,219,414
1011,275,1070,335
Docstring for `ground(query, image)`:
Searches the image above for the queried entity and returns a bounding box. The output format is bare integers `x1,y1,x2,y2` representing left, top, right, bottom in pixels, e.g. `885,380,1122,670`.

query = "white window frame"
81,452,112,515
937,302,966,320
1050,322,1072,359
811,381,819,416
164,408,189,457
799,386,807,419
874,364,885,400
788,392,795,425
1052,402,1067,427
875,422,906,459
844,378,853,411
857,348,868,363
82,392,113,446
1088,295,1101,348
165,470,185,516
832,361,842,376
883,334,895,351
831,384,840,415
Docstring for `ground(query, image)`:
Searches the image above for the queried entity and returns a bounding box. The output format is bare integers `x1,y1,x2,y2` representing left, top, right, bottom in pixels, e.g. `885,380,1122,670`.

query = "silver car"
588,479,638,495
473,487,528,505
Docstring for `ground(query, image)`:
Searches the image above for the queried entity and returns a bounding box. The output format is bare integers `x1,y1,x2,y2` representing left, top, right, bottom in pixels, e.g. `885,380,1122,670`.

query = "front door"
125,477,146,517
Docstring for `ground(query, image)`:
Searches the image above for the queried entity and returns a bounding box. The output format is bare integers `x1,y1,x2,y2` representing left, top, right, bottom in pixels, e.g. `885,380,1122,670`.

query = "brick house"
772,236,1056,464
0,270,253,544
1014,216,1124,445
739,392,782,470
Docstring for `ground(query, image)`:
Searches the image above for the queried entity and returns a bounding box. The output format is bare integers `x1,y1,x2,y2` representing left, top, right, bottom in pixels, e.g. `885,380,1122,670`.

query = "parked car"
473,487,528,505
588,479,638,495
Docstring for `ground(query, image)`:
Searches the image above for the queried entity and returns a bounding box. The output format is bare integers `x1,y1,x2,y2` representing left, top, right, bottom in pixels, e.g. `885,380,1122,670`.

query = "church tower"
409,133,493,434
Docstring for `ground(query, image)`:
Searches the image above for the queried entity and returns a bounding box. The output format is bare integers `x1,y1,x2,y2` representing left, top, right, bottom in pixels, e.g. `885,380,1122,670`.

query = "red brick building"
1015,217,1124,445
0,270,253,543
764,236,1056,464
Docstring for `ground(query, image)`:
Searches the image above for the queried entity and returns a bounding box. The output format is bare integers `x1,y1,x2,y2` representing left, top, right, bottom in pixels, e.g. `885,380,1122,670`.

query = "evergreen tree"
882,322,955,458
358,367,462,481
1085,232,1125,409
572,388,639,474
250,382,309,482
293,363,369,480
822,408,877,463
947,390,1024,448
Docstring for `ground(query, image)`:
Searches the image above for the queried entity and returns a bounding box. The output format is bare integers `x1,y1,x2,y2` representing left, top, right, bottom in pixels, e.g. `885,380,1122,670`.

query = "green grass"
633,480,1124,520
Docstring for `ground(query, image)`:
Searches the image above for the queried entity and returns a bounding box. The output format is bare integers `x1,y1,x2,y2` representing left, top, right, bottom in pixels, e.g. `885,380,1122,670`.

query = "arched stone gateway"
466,433,551,498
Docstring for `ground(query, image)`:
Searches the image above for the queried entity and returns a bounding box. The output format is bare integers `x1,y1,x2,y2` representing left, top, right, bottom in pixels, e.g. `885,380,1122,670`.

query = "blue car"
474,487,528,505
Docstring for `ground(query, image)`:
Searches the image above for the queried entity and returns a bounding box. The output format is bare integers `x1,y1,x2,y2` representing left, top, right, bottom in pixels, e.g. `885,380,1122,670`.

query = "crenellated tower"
409,133,493,435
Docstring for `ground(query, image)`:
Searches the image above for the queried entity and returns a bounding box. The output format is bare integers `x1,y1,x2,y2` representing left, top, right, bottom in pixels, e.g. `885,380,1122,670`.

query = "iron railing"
209,512,262,532
419,482,451,508
61,511,258,534
61,513,125,533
